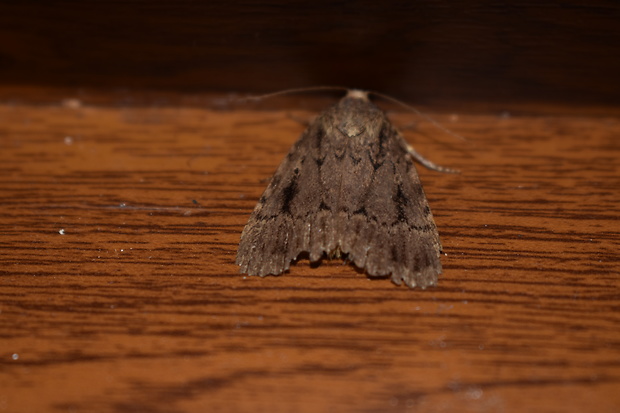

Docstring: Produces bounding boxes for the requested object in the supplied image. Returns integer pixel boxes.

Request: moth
[236,89,451,288]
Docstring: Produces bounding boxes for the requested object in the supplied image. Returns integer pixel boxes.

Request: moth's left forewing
[386,122,443,287]
[343,108,443,288]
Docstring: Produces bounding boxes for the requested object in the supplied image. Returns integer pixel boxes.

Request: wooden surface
[0,91,619,413]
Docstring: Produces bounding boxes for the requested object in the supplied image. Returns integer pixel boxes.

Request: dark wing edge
[236,122,331,277]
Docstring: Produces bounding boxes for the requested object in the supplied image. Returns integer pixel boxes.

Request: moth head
[345,89,370,100]
[335,91,384,139]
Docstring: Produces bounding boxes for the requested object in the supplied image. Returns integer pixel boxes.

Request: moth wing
[334,126,443,288]
[236,119,335,276]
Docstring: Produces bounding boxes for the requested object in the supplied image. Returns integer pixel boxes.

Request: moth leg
[405,143,460,174]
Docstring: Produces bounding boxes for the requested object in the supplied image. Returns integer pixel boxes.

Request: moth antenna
[369,91,467,142]
[238,86,350,103]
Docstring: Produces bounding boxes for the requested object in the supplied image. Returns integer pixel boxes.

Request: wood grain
[0,93,619,413]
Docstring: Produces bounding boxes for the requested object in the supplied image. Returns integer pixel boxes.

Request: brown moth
[236,89,449,288]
